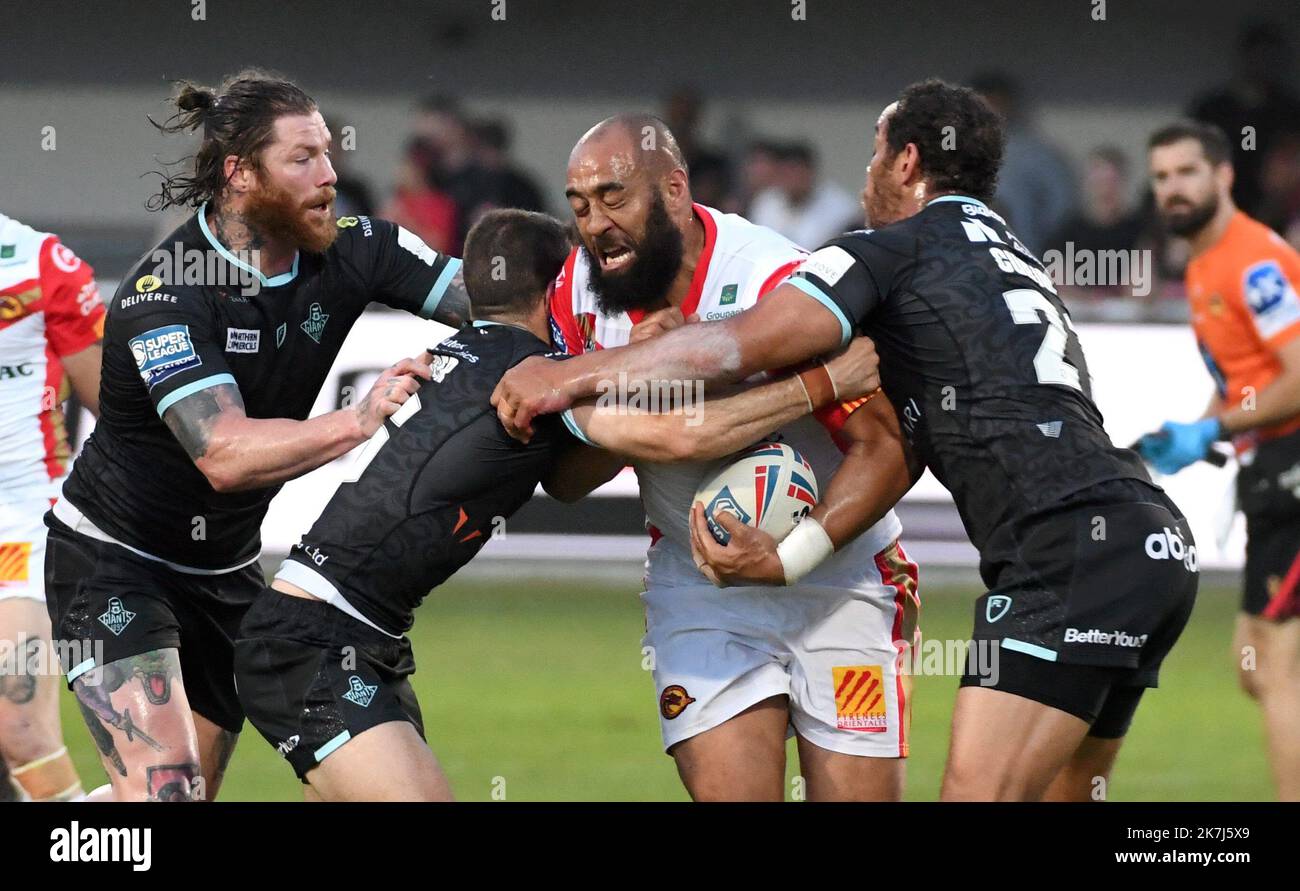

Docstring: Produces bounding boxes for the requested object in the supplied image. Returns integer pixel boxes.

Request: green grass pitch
[59,576,1273,801]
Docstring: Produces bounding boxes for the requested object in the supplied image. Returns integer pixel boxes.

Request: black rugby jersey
[789,196,1153,584]
[277,322,573,635]
[62,208,461,570]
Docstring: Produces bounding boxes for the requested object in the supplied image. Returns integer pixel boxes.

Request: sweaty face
[245,111,339,253]
[566,135,685,314]
[1149,139,1221,238]
[863,105,908,228]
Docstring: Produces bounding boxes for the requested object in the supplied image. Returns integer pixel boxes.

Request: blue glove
[1136,418,1223,475]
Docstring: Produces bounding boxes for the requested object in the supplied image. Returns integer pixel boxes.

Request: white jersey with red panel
[552,204,916,757]
[552,203,903,592]
[0,213,103,601]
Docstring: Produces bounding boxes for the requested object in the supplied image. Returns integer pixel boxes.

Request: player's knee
[1237,660,1264,700]
[0,705,59,764]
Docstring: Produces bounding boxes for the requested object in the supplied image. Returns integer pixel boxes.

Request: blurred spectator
[663,86,734,207]
[970,71,1076,257]
[738,140,783,216]
[324,116,376,217]
[1047,146,1144,255]
[1190,21,1300,223]
[1256,133,1300,250]
[412,95,496,252]
[466,118,549,221]
[378,137,458,254]
[749,143,860,249]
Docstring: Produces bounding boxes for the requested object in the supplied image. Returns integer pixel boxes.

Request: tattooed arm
[164,357,430,493]
[428,263,472,328]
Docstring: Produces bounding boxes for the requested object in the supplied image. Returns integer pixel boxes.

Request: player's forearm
[1218,370,1300,434]
[558,320,751,404]
[809,438,915,549]
[578,376,810,462]
[197,410,365,492]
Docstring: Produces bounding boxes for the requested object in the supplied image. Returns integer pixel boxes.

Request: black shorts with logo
[233,587,424,781]
[1238,427,1300,620]
[43,513,261,733]
[961,479,1199,737]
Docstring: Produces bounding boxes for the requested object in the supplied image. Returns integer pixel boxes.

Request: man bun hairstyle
[147,68,317,211]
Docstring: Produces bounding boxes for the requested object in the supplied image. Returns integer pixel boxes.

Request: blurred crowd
[335,19,1300,305]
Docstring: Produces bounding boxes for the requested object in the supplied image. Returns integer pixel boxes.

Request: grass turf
[59,577,1273,801]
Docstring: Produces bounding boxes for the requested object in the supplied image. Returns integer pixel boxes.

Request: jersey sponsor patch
[429,354,459,382]
[0,542,32,583]
[224,327,261,353]
[832,664,887,732]
[128,324,202,387]
[798,245,857,286]
[397,226,440,267]
[1243,259,1300,339]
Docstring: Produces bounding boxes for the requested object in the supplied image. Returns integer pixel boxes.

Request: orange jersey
[1186,211,1300,445]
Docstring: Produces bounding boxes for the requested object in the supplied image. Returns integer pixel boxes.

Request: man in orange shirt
[1141,121,1300,800]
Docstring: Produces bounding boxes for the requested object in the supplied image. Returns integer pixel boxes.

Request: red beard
[243,180,338,253]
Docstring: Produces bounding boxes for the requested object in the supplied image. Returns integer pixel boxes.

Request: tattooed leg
[0,599,82,799]
[72,648,201,802]
[194,714,239,801]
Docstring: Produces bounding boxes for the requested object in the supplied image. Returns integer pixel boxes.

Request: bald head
[571,113,688,181]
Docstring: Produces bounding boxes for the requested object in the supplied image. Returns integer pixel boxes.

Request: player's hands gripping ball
[689,501,785,587]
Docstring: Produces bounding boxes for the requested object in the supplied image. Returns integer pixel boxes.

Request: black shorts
[962,480,1199,736]
[1238,428,1300,620]
[233,587,424,781]
[43,513,261,733]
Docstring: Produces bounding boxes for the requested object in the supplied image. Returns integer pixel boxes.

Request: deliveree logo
[832,665,888,732]
[659,684,695,720]
[98,597,136,636]
[128,324,202,387]
[276,734,300,755]
[300,302,330,344]
[342,675,377,708]
[986,594,1012,623]
[1144,527,1198,572]
[224,328,260,353]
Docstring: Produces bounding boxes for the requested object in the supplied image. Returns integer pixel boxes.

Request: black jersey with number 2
[276,322,573,636]
[789,196,1153,585]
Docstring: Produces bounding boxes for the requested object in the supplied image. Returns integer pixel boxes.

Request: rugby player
[1140,121,1300,800]
[0,212,102,801]
[494,81,1200,801]
[44,70,472,802]
[540,116,917,802]
[233,208,883,800]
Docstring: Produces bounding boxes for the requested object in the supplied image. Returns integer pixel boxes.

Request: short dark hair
[1147,120,1232,167]
[147,69,317,211]
[463,210,570,320]
[886,79,1004,202]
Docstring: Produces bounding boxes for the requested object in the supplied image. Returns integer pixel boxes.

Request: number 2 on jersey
[1001,289,1082,391]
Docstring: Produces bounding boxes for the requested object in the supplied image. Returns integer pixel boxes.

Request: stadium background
[2,0,1296,799]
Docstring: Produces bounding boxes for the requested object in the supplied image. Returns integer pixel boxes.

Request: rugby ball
[694,442,819,545]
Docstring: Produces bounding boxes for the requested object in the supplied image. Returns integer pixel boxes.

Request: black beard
[1161,193,1219,238]
[584,192,684,316]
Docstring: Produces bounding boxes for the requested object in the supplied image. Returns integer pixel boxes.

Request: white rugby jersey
[0,213,104,502]
[552,203,902,589]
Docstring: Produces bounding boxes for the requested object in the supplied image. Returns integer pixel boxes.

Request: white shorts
[0,497,51,603]
[642,539,920,758]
